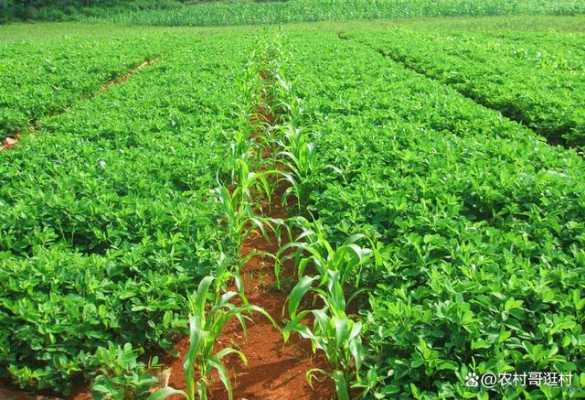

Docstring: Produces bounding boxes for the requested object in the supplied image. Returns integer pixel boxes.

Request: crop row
[0,32,257,394]
[0,33,163,141]
[347,28,585,152]
[103,0,585,27]
[280,30,585,399]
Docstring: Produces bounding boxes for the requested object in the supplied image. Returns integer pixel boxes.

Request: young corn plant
[284,269,366,400]
[253,36,302,147]
[276,219,377,399]
[216,156,283,294]
[254,39,328,226]
[148,275,276,400]
[276,126,318,212]
[275,217,376,289]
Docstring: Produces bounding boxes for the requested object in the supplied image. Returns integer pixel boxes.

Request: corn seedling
[275,217,376,289]
[148,275,276,400]
[216,156,283,286]
[276,125,318,210]
[283,269,366,400]
[276,218,375,399]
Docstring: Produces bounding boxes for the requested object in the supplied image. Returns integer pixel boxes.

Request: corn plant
[275,217,376,289]
[276,125,318,211]
[104,1,585,28]
[148,275,276,400]
[275,218,376,399]
[216,156,283,296]
[284,269,366,400]
[218,158,271,242]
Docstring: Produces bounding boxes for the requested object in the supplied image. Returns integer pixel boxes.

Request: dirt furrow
[165,57,332,399]
[0,57,158,153]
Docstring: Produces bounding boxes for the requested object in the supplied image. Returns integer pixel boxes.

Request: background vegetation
[2,0,585,25]
[0,0,182,23]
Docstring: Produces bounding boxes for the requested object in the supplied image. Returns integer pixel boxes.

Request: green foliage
[0,34,161,141]
[103,0,585,27]
[0,32,256,394]
[350,28,585,152]
[148,273,276,400]
[5,0,585,25]
[0,0,184,22]
[2,16,585,400]
[282,30,585,398]
[91,343,159,400]
[282,233,369,400]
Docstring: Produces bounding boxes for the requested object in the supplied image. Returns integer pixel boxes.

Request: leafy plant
[277,126,319,211]
[284,269,366,400]
[91,343,159,400]
[98,0,585,27]
[352,28,585,151]
[279,30,585,399]
[276,217,375,289]
[148,275,276,400]
[0,32,258,394]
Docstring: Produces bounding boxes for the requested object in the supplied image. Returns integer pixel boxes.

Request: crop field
[349,29,585,149]
[100,0,585,27]
[1,12,584,400]
[0,35,163,141]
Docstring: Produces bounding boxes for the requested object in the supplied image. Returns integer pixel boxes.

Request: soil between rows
[165,193,333,400]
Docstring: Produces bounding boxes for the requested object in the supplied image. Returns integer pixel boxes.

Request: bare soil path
[166,192,332,400]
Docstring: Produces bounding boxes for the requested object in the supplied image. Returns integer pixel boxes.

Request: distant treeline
[1,0,582,25]
[0,0,186,22]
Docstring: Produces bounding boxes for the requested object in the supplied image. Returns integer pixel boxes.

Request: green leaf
[286,275,318,318]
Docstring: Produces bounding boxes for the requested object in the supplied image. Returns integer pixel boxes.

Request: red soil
[164,196,333,400]
[1,134,19,151]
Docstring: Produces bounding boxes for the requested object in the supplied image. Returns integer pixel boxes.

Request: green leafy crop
[350,28,585,152]
[0,31,257,394]
[280,30,585,399]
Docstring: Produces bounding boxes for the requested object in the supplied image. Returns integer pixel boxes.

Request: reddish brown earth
[1,134,19,151]
[164,193,333,400]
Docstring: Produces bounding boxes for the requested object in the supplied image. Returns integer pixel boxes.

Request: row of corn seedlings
[153,32,377,400]
[148,39,282,400]
[260,34,380,400]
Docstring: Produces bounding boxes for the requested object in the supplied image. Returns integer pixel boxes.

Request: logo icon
[465,372,480,387]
